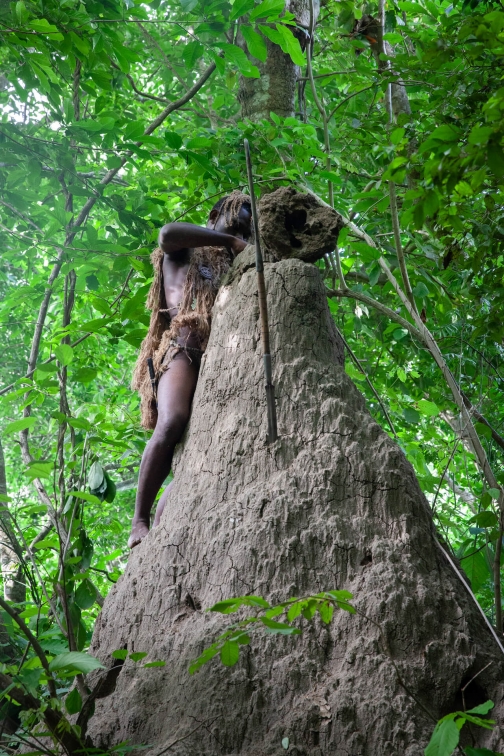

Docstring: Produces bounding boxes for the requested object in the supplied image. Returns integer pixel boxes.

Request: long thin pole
[244,138,278,444]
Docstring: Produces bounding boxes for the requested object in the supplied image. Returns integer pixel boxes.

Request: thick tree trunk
[88,192,503,756]
[238,0,319,120]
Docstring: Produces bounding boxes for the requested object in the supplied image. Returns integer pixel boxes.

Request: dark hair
[210,192,251,225]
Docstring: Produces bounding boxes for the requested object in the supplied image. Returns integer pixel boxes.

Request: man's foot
[128,520,150,549]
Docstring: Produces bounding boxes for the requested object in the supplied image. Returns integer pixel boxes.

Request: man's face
[208,205,252,240]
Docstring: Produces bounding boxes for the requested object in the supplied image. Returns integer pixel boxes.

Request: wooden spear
[244,138,278,444]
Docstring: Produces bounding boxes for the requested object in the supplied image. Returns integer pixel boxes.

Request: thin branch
[340,333,398,438]
[327,84,376,121]
[388,181,418,314]
[327,286,423,342]
[0,596,57,698]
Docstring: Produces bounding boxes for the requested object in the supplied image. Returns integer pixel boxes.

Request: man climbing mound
[129,191,252,548]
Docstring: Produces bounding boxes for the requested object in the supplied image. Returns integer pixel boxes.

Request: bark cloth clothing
[131,244,233,430]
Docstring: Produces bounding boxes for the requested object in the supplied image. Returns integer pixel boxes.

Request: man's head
[208,190,252,240]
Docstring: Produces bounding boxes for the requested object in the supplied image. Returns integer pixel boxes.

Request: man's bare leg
[128,354,199,548]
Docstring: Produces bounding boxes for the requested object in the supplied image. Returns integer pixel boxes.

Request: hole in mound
[360,550,372,566]
[285,208,307,233]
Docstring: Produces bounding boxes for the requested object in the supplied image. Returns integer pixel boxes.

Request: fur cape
[131,245,233,430]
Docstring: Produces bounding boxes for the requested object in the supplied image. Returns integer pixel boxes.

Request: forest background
[0,0,504,752]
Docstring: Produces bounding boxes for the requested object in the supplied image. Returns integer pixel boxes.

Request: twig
[326,286,423,342]
[0,596,57,698]
[340,334,398,438]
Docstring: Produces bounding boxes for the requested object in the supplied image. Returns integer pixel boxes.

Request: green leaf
[69,491,101,505]
[464,749,503,756]
[488,143,504,179]
[4,417,36,434]
[241,26,267,62]
[28,18,64,41]
[391,127,405,145]
[49,652,105,674]
[183,40,204,69]
[143,661,166,668]
[112,649,128,660]
[220,640,240,666]
[275,24,305,65]
[65,687,82,715]
[88,461,105,492]
[249,0,285,20]
[129,652,148,662]
[75,578,98,610]
[425,717,460,756]
[403,407,421,424]
[74,367,98,384]
[417,399,440,417]
[165,131,183,149]
[180,0,198,10]
[469,511,498,529]
[54,344,73,366]
[318,601,334,624]
[466,700,494,716]
[260,617,301,634]
[26,461,53,480]
[488,488,501,500]
[86,274,100,291]
[461,549,490,593]
[221,44,260,78]
[15,1,29,25]
[230,0,255,20]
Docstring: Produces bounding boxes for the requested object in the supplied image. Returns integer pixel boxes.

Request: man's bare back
[128,196,251,548]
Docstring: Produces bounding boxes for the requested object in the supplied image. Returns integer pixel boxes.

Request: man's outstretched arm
[158,223,247,258]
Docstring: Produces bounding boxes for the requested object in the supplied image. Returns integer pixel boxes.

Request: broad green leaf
[461,549,490,593]
[488,488,501,500]
[143,661,166,668]
[54,344,73,366]
[241,26,267,62]
[424,718,460,756]
[260,618,301,634]
[112,649,128,660]
[74,367,98,383]
[4,417,36,434]
[466,701,494,716]
[220,640,240,666]
[221,44,260,78]
[469,511,498,529]
[69,491,101,505]
[75,578,98,610]
[29,18,64,41]
[165,132,182,150]
[417,399,440,417]
[129,652,148,662]
[26,461,53,480]
[15,1,29,24]
[49,652,105,674]
[230,0,255,20]
[65,687,82,715]
[250,0,285,21]
[275,24,305,65]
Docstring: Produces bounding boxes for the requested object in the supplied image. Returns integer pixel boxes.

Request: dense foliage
[0,0,504,753]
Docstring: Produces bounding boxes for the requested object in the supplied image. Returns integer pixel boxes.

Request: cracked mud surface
[88,257,504,756]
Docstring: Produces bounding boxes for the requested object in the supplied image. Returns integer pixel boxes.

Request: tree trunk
[238,0,319,120]
[87,191,504,756]
[0,438,25,604]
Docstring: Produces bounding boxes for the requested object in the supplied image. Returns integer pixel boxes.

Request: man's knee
[153,411,188,446]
